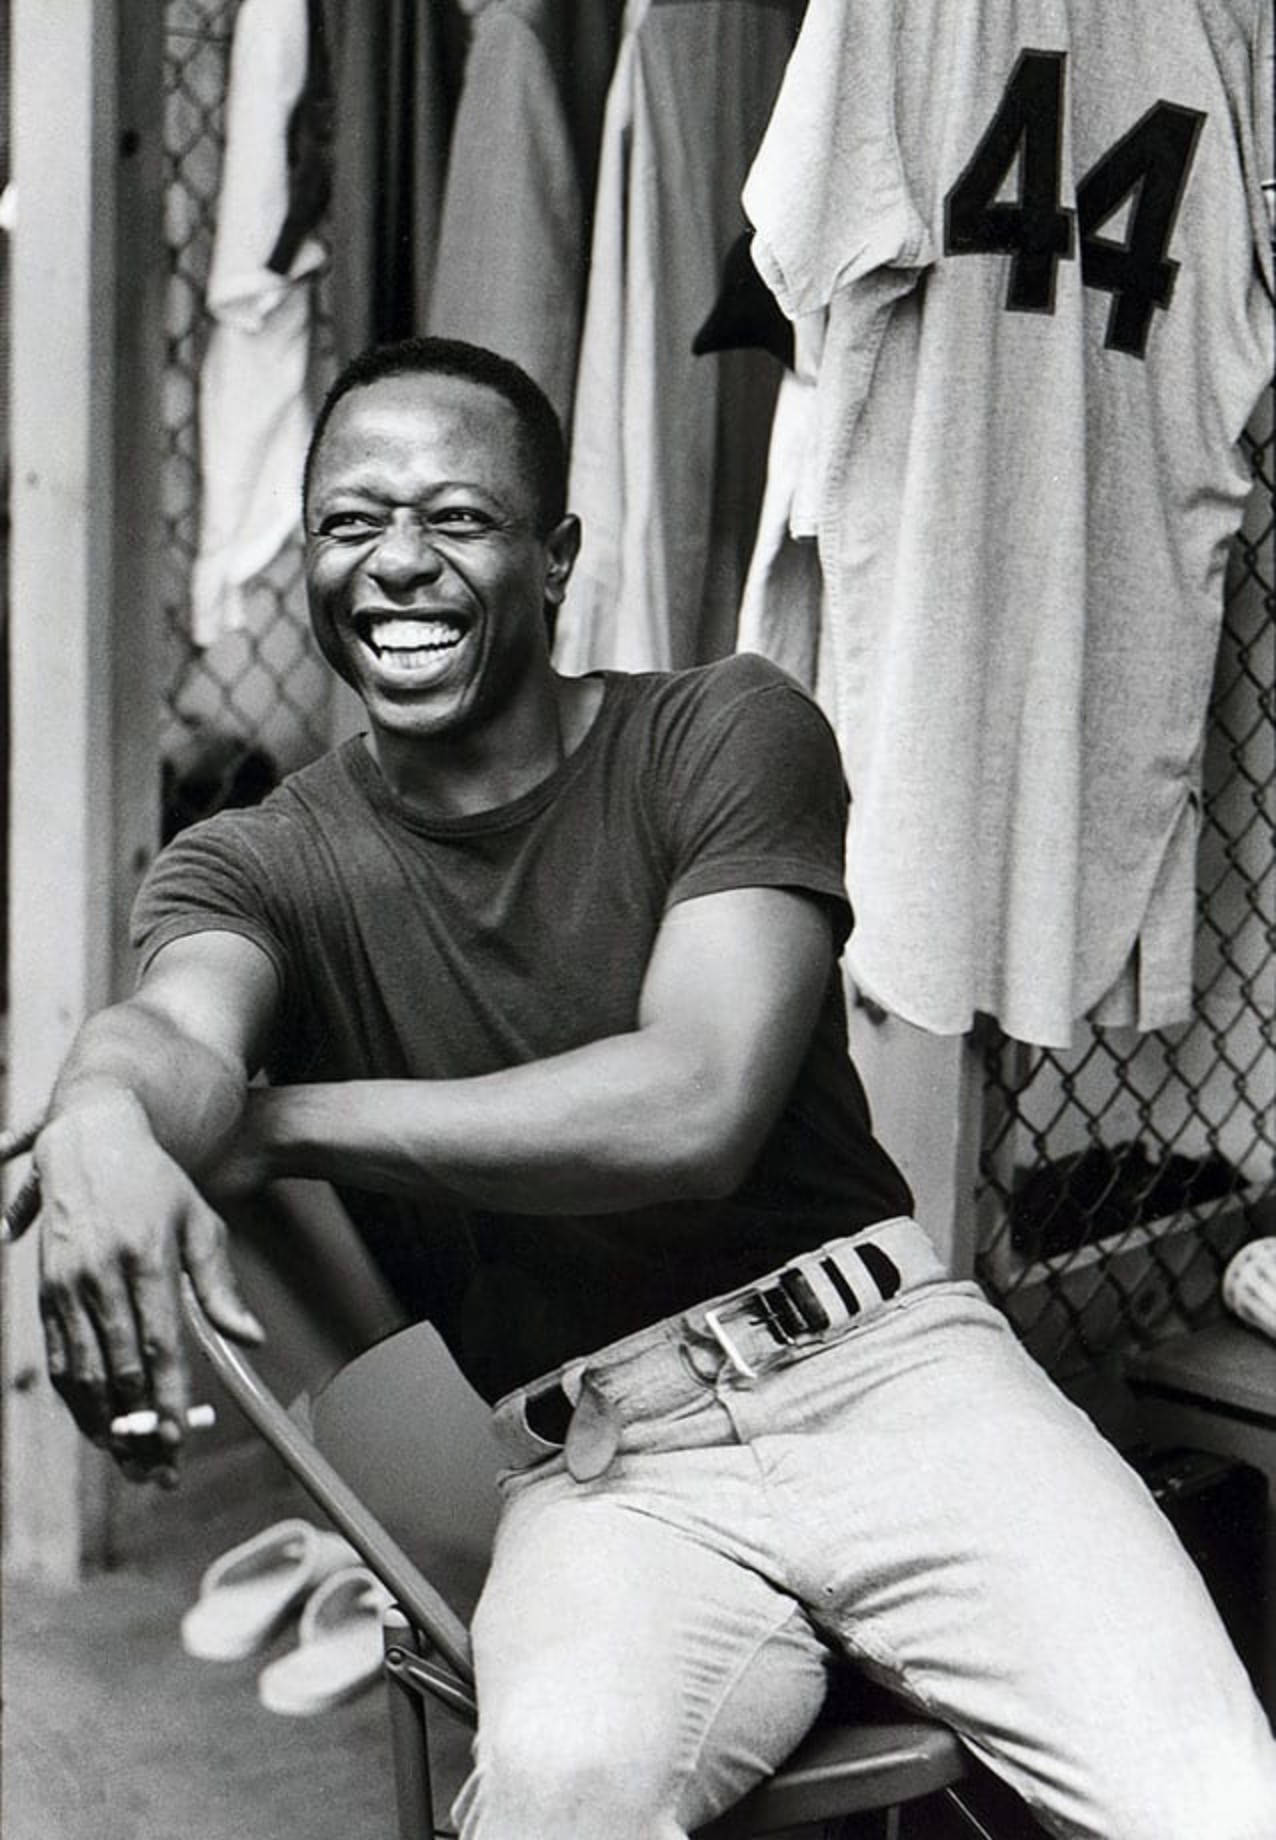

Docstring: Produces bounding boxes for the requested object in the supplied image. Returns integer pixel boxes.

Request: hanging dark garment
[322,0,467,358]
[557,0,626,248]
[692,229,795,369]
[267,0,335,277]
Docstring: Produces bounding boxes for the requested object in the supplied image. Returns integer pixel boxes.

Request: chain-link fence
[161,0,333,842]
[977,413,1276,1389]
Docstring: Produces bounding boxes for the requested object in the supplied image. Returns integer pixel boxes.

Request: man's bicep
[638,885,835,1153]
[134,930,284,1076]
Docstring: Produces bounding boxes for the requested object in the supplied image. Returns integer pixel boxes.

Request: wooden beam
[847,1000,986,1277]
[3,0,164,1585]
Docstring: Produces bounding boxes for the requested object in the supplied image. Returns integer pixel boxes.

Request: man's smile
[353,609,473,678]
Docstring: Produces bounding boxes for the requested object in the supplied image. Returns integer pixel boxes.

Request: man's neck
[366,673,604,820]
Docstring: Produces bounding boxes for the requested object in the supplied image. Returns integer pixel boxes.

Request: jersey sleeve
[657,660,853,949]
[130,810,292,999]
[742,0,933,317]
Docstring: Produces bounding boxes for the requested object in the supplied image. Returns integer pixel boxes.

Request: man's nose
[366,513,444,588]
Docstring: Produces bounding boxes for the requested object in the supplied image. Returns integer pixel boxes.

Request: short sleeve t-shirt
[133,655,913,1400]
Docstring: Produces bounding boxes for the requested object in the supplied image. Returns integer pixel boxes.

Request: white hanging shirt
[744,0,1275,1046]
[191,0,325,648]
[555,0,801,675]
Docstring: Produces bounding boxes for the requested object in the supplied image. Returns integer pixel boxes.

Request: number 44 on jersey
[944,49,1206,359]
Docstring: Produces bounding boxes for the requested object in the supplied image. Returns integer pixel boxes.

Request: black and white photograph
[1,3,1274,1836]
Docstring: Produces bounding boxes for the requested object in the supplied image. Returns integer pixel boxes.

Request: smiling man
[302,350,591,801]
[33,339,1276,1840]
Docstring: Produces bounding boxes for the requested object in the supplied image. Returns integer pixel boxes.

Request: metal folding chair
[181,1280,987,1839]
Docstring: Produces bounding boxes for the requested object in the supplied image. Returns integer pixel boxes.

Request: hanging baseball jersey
[744,0,1275,1046]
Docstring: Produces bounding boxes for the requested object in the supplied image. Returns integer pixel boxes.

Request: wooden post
[848,1004,987,1277]
[3,0,164,1584]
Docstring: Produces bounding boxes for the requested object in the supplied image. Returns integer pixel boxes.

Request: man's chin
[363,686,477,746]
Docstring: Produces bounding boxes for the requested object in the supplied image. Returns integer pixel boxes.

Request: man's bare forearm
[229,889,836,1218]
[44,997,248,1174]
[239,1027,747,1216]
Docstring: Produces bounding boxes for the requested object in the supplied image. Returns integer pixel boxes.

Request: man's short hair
[303,336,568,535]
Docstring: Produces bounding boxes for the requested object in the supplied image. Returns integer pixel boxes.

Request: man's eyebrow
[312,476,508,504]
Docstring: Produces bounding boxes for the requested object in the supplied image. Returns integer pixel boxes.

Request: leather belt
[493,1218,943,1482]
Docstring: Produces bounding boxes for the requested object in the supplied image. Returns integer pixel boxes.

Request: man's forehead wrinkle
[322,393,521,458]
[313,459,506,504]
[335,372,520,439]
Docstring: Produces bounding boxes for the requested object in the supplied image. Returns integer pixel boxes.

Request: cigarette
[109,1403,217,1437]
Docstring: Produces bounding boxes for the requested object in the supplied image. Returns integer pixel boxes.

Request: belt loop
[820,1256,862,1320]
[856,1242,902,1300]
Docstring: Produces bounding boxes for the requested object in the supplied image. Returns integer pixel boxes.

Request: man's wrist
[36,1088,152,1165]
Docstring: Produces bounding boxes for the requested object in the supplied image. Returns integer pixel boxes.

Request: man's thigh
[746,1285,1276,1840]
[464,1464,830,1836]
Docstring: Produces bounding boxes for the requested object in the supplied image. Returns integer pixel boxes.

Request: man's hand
[35,1091,264,1484]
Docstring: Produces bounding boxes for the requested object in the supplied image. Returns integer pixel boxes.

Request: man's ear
[543,514,582,605]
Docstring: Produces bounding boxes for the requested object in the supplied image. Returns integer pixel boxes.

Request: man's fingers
[126,1264,191,1446]
[86,1278,155,1421]
[41,1295,111,1441]
[180,1204,266,1345]
[114,1444,179,1489]
[42,1250,193,1478]
[40,1298,70,1383]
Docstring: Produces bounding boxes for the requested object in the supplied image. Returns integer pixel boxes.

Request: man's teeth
[367,618,464,653]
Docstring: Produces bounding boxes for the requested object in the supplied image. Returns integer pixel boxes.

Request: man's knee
[1092,1765,1276,1840]
[1052,1710,1276,1840]
[457,1706,682,1840]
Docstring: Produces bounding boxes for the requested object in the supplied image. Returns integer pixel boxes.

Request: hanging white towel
[191,0,326,648]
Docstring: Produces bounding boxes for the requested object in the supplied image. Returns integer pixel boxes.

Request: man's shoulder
[614,653,812,726]
[158,742,363,861]
[598,656,839,811]
[242,740,370,821]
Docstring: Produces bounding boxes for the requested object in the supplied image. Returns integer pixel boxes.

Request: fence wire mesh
[161,0,333,842]
[159,2,1274,1387]
[977,412,1276,1386]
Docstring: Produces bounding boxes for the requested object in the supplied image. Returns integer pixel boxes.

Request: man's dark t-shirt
[133,655,913,1401]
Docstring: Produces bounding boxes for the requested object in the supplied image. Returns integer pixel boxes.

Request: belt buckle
[703,1303,762,1380]
[705,1266,836,1381]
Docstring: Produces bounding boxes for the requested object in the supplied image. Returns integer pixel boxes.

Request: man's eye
[432,507,493,532]
[317,511,380,538]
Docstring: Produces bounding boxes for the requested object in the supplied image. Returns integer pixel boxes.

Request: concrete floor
[2,1437,472,1840]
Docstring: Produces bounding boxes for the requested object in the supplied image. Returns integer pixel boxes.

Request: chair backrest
[181,1280,486,1683]
[310,1320,503,1622]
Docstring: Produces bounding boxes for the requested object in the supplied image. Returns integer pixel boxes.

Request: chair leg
[827,1787,1016,1840]
[383,1607,437,1840]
